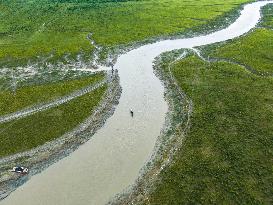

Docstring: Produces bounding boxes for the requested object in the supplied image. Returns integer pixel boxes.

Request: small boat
[11,166,28,174]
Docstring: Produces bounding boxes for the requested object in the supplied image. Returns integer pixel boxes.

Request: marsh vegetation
[0,84,107,157]
[0,72,105,115]
[0,0,252,65]
[0,1,272,204]
[0,0,255,160]
[147,5,273,204]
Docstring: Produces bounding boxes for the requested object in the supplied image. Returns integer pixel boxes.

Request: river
[1,1,272,204]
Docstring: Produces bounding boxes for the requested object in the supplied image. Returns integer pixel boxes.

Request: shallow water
[1,1,272,204]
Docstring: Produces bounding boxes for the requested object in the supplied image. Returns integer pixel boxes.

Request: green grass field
[147,6,273,203]
[0,0,252,65]
[261,4,273,29]
[205,29,273,75]
[0,85,106,157]
[202,3,273,75]
[0,70,107,158]
[0,72,105,115]
[149,54,273,204]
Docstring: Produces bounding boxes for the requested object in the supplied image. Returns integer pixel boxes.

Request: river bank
[108,49,194,204]
[0,71,121,200]
[1,1,272,204]
[108,1,273,204]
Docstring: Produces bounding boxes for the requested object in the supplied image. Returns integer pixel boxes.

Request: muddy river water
[1,1,272,204]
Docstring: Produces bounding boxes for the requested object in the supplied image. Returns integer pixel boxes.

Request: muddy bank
[0,70,121,201]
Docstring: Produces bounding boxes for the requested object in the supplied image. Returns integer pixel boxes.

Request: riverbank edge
[108,2,272,201]
[0,70,122,201]
[0,4,244,199]
[0,0,264,202]
[1,0,252,71]
[108,49,196,204]
[100,0,254,66]
[106,2,264,204]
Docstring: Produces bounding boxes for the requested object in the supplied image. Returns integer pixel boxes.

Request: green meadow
[148,5,273,204]
[205,29,273,75]
[0,85,106,157]
[0,72,105,115]
[260,3,273,29]
[149,56,273,204]
[202,3,273,75]
[0,70,107,158]
[0,0,252,65]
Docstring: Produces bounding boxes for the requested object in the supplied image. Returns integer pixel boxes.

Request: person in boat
[11,166,28,174]
[130,109,134,117]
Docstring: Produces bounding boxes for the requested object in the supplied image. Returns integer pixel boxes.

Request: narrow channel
[1,1,272,204]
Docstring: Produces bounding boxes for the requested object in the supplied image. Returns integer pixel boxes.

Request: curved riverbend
[1,1,272,204]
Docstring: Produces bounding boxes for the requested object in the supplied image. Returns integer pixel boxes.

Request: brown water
[1,1,272,204]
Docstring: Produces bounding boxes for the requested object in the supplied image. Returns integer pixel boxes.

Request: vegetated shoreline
[0,1,258,202]
[101,0,254,66]
[108,33,269,203]
[0,70,122,201]
[193,46,273,77]
[0,0,251,87]
[115,2,272,202]
[0,0,251,71]
[0,79,107,124]
[108,2,271,203]
[110,18,273,205]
